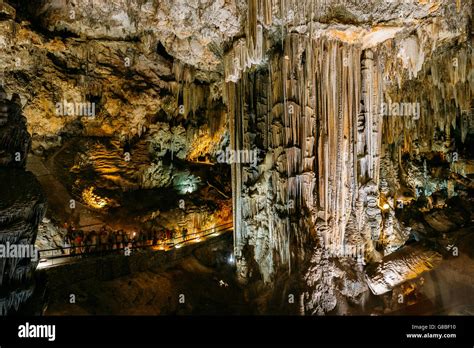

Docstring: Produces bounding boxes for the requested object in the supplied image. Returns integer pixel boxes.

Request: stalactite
[229,27,364,282]
[378,38,472,155]
[225,0,472,312]
[170,61,214,120]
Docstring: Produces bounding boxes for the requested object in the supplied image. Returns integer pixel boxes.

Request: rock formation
[0,0,472,315]
[365,244,442,296]
[0,86,46,315]
[221,0,472,314]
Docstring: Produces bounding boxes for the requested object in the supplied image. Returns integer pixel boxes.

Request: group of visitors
[62,223,189,255]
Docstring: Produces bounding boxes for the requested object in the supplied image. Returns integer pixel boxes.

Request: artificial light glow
[82,186,110,209]
[228,254,235,264]
[173,173,201,194]
[182,185,194,194]
[187,129,225,162]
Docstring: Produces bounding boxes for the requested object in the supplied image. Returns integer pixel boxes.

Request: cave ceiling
[0,0,469,139]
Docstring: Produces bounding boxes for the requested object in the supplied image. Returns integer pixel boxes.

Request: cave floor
[43,253,253,315]
[390,232,474,315]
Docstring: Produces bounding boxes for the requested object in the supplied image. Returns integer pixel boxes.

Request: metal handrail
[38,221,233,260]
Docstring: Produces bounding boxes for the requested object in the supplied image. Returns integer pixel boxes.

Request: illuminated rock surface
[365,245,442,296]
[0,0,472,315]
[221,0,472,313]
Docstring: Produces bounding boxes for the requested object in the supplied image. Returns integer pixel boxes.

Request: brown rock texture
[0,0,472,315]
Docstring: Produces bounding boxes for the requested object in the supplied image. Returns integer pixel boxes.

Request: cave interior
[0,0,473,316]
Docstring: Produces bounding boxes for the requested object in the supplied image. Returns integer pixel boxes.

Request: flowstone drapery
[224,0,472,314]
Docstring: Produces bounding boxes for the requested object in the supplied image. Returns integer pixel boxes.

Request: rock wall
[0,87,46,315]
[1,1,229,153]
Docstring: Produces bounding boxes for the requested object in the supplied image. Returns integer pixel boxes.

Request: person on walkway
[100,229,108,251]
[123,230,129,246]
[117,230,124,249]
[63,233,71,256]
[84,233,92,254]
[70,232,76,255]
[99,225,107,251]
[174,228,179,244]
[110,231,117,250]
[181,227,187,242]
[75,232,83,254]
[66,222,74,236]
[90,230,98,253]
